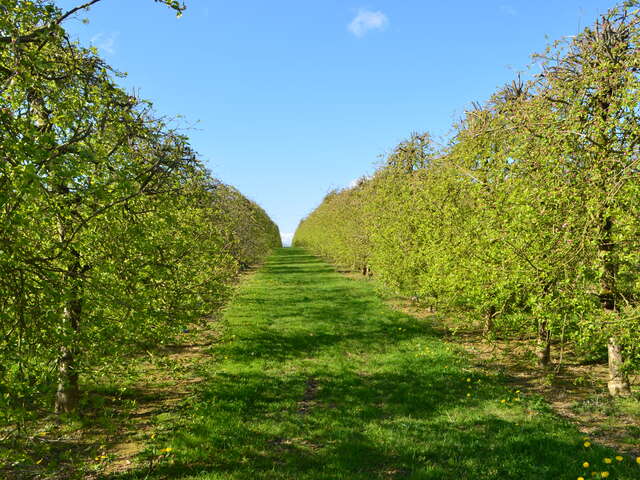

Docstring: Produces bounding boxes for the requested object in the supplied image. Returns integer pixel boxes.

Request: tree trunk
[607,337,631,396]
[536,319,551,369]
[55,249,83,414]
[599,215,631,396]
[483,305,496,337]
[599,215,617,311]
[55,344,79,413]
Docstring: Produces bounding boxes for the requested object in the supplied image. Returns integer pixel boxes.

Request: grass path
[112,248,639,479]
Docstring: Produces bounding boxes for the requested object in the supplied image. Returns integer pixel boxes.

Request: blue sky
[58,0,614,245]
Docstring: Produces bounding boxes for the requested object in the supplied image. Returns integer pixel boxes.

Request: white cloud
[281,232,294,247]
[90,32,119,55]
[348,9,389,38]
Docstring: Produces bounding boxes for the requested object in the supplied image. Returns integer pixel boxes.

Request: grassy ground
[384,295,640,456]
[102,248,639,480]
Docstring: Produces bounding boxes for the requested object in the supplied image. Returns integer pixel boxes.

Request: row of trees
[294,2,640,396]
[0,0,281,419]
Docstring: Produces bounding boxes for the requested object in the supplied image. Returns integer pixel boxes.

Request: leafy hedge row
[0,0,281,420]
[295,2,640,396]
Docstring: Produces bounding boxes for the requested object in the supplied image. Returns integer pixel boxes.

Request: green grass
[109,248,640,480]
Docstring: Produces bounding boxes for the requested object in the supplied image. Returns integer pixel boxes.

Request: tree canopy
[294,1,640,397]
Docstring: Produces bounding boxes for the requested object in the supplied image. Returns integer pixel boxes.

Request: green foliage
[294,2,640,382]
[0,0,280,422]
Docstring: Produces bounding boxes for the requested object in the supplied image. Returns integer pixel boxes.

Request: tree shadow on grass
[105,364,621,479]
[103,249,639,480]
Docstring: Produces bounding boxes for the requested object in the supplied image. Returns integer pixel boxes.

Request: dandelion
[637,457,640,464]
[615,456,623,461]
[501,399,506,403]
[583,462,590,468]
[466,393,471,397]
[467,378,471,382]
[584,441,591,447]
[161,447,173,453]
[577,477,584,480]
[36,459,43,465]
[601,472,609,478]
[603,458,612,464]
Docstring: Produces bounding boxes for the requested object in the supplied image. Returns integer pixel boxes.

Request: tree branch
[0,0,103,45]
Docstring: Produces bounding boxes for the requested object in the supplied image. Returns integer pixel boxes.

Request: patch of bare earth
[94,327,219,477]
[297,377,319,415]
[0,322,220,480]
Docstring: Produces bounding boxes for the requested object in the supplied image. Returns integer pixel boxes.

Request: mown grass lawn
[110,248,640,479]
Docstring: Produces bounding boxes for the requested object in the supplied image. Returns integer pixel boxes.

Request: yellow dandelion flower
[467,378,471,382]
[615,456,623,461]
[603,458,612,464]
[636,456,640,464]
[515,390,520,394]
[583,462,590,468]
[577,477,585,480]
[466,393,471,397]
[584,441,591,447]
[36,459,43,465]
[501,399,506,403]
[601,472,609,478]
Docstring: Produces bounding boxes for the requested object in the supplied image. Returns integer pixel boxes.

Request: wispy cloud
[90,32,119,55]
[281,232,294,247]
[500,4,517,16]
[348,9,389,38]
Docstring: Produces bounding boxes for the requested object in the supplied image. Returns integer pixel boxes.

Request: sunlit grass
[112,248,640,479]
